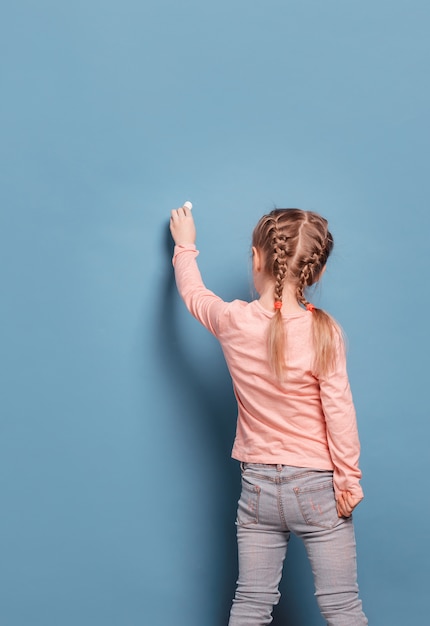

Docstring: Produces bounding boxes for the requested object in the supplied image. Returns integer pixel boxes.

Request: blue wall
[1,1,429,624]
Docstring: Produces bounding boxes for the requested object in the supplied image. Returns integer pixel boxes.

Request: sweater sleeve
[318,333,364,500]
[172,244,228,336]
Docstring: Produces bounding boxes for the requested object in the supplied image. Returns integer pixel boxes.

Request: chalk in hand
[183,201,193,210]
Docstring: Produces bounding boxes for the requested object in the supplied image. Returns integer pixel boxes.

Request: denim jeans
[228,463,367,626]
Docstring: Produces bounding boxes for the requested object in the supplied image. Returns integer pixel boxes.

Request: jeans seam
[277,482,288,530]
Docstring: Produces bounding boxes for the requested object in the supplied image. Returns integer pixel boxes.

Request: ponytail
[267,307,286,381]
[298,286,342,377]
[310,307,343,376]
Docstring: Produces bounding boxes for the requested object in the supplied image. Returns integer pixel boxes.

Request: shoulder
[220,298,257,318]
[216,298,264,331]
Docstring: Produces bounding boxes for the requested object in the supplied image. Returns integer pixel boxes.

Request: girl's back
[170,205,367,626]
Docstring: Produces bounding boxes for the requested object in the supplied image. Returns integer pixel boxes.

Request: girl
[170,206,367,626]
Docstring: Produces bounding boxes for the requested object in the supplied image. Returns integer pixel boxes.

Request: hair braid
[273,231,288,304]
[296,251,321,308]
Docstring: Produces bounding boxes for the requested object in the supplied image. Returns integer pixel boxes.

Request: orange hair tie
[306,303,316,312]
[274,301,282,310]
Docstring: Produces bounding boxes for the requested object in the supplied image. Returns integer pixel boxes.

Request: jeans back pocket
[236,475,261,526]
[294,479,338,529]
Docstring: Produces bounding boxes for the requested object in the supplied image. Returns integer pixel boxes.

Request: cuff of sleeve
[172,244,198,265]
[334,484,364,500]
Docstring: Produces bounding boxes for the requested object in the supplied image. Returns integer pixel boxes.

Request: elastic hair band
[274,301,282,310]
[306,303,316,312]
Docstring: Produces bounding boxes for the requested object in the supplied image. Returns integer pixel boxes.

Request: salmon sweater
[173,244,363,499]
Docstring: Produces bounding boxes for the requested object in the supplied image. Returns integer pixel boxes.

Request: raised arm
[170,205,228,337]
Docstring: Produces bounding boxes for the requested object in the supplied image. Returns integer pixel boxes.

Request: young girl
[170,206,367,626]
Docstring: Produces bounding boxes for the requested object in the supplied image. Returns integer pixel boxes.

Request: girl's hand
[170,206,196,246]
[336,491,363,518]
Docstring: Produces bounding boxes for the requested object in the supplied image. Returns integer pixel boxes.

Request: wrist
[174,241,196,248]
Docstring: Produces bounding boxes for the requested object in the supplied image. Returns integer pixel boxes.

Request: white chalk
[183,201,193,210]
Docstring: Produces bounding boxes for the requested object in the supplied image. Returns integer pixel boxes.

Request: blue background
[1,1,429,624]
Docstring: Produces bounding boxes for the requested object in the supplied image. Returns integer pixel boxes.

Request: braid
[296,246,327,309]
[296,281,308,309]
[272,231,288,304]
[266,221,290,380]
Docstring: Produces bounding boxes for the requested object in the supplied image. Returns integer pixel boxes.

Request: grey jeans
[228,463,368,626]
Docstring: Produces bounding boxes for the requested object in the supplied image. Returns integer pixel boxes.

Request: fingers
[170,205,192,220]
[347,492,362,509]
[170,208,182,221]
[336,491,363,518]
[336,494,349,518]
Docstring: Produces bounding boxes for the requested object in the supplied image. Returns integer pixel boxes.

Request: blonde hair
[252,208,341,380]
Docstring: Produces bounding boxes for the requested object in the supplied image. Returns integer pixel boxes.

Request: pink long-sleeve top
[173,244,363,499]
